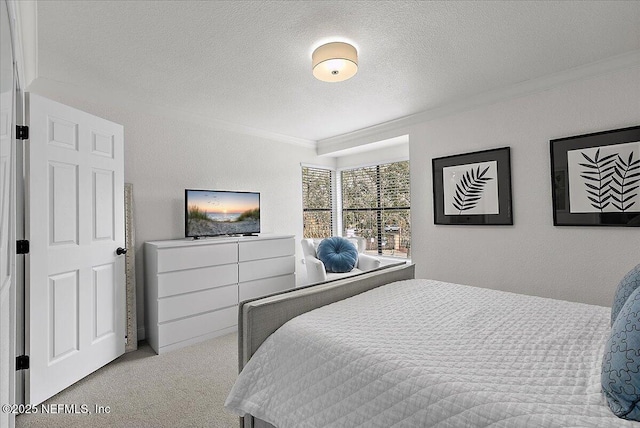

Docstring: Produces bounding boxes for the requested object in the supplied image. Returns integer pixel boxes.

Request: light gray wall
[28,63,639,341]
[27,80,335,338]
[409,67,640,307]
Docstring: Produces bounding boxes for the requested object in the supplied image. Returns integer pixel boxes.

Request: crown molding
[27,77,318,149]
[317,50,640,156]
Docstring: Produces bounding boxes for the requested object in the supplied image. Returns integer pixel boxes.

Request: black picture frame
[432,147,513,225]
[550,125,640,227]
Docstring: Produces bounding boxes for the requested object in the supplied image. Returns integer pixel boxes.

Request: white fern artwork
[443,161,499,215]
[567,141,640,213]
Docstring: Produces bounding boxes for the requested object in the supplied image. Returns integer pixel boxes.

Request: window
[302,166,333,238]
[341,161,410,259]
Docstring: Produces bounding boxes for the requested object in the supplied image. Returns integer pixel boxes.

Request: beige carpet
[16,333,240,428]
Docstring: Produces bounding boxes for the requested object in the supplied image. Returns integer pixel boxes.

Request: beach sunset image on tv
[186,190,260,237]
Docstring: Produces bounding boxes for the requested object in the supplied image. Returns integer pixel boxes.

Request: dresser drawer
[239,255,295,283]
[157,264,238,298]
[156,242,238,273]
[239,238,294,262]
[239,274,294,302]
[158,284,238,323]
[157,306,237,347]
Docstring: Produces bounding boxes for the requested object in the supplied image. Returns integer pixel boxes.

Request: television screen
[185,189,260,238]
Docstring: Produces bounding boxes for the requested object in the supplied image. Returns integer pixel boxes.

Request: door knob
[116,247,127,256]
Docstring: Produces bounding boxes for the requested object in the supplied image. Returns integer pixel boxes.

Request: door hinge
[16,240,29,254]
[16,125,29,140]
[16,355,29,370]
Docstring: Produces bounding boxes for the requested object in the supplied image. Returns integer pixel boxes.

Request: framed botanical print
[550,126,640,226]
[432,147,513,225]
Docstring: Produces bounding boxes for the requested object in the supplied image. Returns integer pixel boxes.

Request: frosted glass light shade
[312,42,358,82]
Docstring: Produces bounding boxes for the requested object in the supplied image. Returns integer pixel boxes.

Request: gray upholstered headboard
[238,263,415,370]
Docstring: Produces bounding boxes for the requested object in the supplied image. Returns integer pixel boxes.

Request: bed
[225,263,638,427]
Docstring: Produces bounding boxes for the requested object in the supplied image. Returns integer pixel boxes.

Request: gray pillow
[611,263,640,325]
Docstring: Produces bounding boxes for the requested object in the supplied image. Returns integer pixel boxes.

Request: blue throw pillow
[602,285,640,421]
[611,263,640,326]
[317,237,358,273]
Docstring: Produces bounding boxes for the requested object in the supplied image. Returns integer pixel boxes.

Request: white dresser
[144,235,295,354]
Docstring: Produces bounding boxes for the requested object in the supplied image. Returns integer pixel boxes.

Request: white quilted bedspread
[225,279,637,427]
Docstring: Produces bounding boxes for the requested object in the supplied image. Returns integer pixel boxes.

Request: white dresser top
[146,234,294,249]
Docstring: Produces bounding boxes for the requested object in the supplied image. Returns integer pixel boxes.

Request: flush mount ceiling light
[312,42,358,82]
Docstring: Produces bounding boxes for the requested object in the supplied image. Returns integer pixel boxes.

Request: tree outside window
[341,161,410,259]
[302,166,333,238]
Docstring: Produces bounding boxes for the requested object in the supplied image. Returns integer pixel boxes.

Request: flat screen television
[185,189,260,238]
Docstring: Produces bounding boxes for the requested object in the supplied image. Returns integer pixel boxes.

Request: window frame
[339,158,411,259]
[301,164,336,238]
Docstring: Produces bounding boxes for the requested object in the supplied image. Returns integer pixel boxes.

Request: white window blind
[302,166,333,238]
[341,161,411,258]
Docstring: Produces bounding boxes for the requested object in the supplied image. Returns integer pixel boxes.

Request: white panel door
[26,93,125,405]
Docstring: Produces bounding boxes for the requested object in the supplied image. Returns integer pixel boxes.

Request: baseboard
[156,326,237,354]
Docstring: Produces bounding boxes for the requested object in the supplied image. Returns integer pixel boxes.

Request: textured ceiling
[36,1,640,143]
